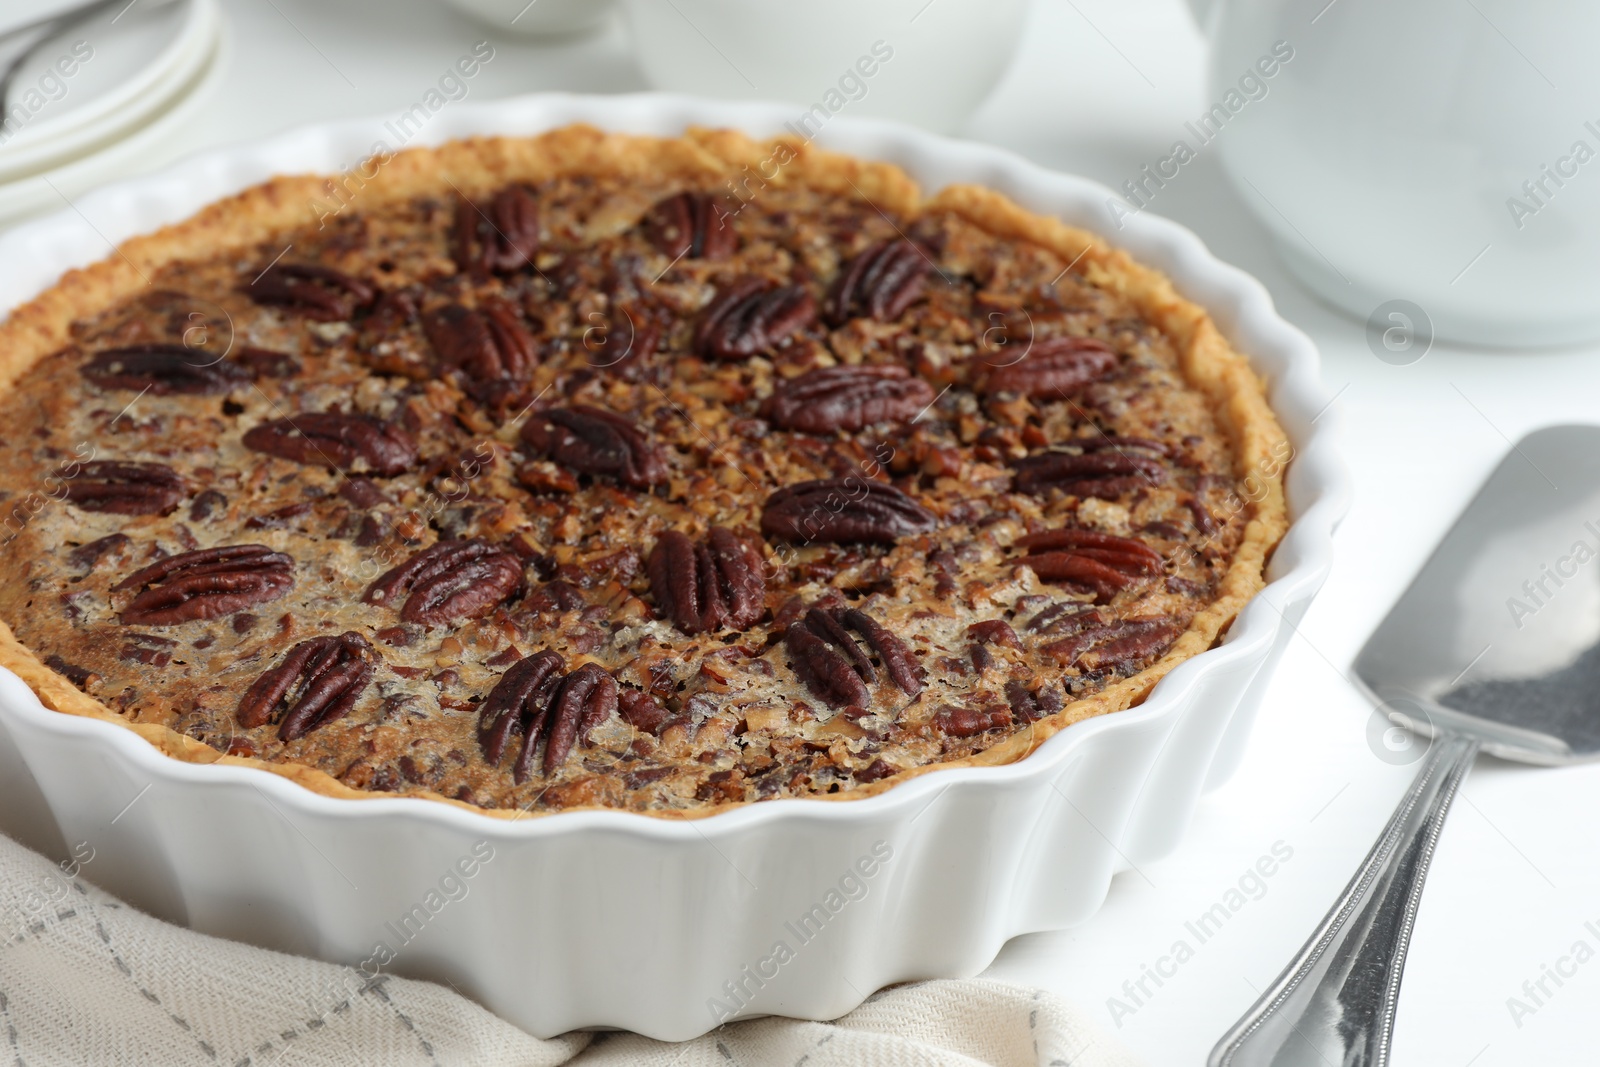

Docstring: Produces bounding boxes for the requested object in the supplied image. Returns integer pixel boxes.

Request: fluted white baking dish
[0,93,1346,1041]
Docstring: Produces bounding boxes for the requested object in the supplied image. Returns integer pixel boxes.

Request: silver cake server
[1212,424,1600,1066]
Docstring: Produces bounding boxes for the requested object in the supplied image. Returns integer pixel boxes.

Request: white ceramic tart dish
[0,93,1345,1040]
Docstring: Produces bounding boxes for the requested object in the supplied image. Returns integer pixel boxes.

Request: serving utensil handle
[1209,732,1479,1067]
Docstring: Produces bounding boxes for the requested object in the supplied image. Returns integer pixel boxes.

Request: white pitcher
[621,0,1029,135]
[1187,0,1600,347]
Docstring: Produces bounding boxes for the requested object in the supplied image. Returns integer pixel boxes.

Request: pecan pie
[0,126,1288,818]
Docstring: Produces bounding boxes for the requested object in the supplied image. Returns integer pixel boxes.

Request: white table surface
[26,0,1600,1063]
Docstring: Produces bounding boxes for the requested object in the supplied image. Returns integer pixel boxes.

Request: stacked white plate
[0,0,225,226]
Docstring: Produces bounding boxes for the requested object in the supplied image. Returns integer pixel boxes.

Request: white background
[15,0,1600,1063]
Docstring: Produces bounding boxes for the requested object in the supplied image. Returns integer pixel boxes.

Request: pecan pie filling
[0,130,1284,816]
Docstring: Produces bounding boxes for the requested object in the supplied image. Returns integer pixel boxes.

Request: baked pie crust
[0,126,1288,819]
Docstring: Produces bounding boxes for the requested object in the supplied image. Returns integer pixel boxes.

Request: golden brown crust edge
[0,124,1289,821]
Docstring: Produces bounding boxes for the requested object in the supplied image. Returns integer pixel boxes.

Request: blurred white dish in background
[1,0,188,143]
[1187,0,1600,348]
[0,0,224,230]
[0,0,213,182]
[619,0,1028,135]
[435,0,617,37]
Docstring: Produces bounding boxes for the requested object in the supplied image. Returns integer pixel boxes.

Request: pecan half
[1024,603,1103,636]
[245,263,375,321]
[694,276,816,361]
[540,663,619,776]
[760,365,935,433]
[647,527,766,635]
[644,191,737,261]
[784,616,868,708]
[520,405,667,488]
[479,649,564,767]
[1011,446,1166,499]
[1015,527,1164,602]
[1041,618,1183,683]
[365,539,523,626]
[422,301,537,383]
[761,477,937,544]
[1079,618,1182,674]
[237,632,377,741]
[1017,527,1165,565]
[839,606,925,696]
[1023,556,1136,602]
[82,345,254,394]
[934,702,1012,738]
[453,184,540,274]
[242,413,418,476]
[478,652,620,781]
[804,607,876,683]
[113,545,294,625]
[982,336,1119,398]
[60,461,186,515]
[783,604,924,708]
[826,239,931,325]
[1005,679,1063,724]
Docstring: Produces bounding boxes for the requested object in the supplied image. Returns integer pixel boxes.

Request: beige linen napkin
[0,833,1140,1066]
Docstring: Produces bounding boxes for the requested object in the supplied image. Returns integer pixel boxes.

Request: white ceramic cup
[619,0,1029,135]
[1189,0,1600,347]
